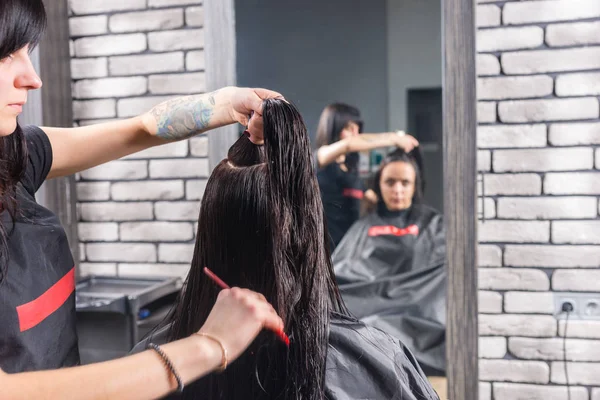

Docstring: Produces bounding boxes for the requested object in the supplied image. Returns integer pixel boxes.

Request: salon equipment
[75,276,181,364]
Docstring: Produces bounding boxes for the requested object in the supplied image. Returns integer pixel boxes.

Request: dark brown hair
[166,99,347,399]
[314,103,363,148]
[0,0,46,282]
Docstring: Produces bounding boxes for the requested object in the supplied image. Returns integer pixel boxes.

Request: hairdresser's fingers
[199,287,284,362]
[250,88,285,114]
[406,136,419,152]
[397,135,418,152]
[239,287,268,303]
[261,308,285,334]
[236,88,283,118]
[410,135,420,147]
[247,113,264,145]
[247,297,284,334]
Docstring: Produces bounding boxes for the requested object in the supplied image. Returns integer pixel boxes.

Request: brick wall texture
[68,0,206,279]
[477,0,600,398]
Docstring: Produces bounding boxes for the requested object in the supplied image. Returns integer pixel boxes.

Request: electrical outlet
[554,292,600,320]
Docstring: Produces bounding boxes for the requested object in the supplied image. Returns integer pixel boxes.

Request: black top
[0,126,79,373]
[317,161,364,250]
[133,313,439,400]
[333,204,446,375]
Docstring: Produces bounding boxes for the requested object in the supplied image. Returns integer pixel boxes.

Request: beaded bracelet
[147,342,185,393]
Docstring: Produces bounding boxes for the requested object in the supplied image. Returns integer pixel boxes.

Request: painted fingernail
[243,130,250,137]
[278,329,290,346]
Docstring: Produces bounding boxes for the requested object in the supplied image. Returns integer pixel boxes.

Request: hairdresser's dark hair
[167,99,347,399]
[0,0,46,283]
[315,103,363,148]
[373,148,426,207]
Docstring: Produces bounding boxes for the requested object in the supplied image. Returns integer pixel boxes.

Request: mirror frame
[206,0,480,398]
[443,0,478,398]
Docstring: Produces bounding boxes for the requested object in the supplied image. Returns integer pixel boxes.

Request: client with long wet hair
[137,99,438,400]
[333,148,446,392]
[168,98,342,399]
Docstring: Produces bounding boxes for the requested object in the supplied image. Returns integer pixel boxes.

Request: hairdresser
[0,0,285,398]
[315,103,419,250]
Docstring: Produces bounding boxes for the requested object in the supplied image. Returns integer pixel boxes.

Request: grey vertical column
[205,0,239,170]
[443,0,478,398]
[38,0,80,279]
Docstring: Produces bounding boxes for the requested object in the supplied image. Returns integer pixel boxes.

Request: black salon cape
[0,126,79,373]
[133,313,439,399]
[333,204,446,375]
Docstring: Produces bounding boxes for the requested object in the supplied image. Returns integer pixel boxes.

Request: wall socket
[554,292,600,320]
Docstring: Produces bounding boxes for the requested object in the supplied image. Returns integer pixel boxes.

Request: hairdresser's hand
[197,287,284,364]
[393,132,419,152]
[230,87,284,144]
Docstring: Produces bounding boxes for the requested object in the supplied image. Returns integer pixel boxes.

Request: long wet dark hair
[372,148,426,206]
[166,99,347,399]
[0,0,46,283]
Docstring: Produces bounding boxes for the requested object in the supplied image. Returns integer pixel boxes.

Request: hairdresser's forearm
[142,86,238,141]
[1,336,220,400]
[346,133,401,153]
[317,134,398,167]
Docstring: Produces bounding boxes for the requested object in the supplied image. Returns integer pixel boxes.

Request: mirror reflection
[236,0,446,396]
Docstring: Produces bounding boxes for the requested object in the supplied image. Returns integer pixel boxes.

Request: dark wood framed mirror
[206,0,478,398]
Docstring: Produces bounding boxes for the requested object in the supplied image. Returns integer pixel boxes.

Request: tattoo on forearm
[151,95,215,140]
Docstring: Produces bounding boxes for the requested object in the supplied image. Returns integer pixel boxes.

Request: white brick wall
[479,291,503,313]
[504,292,554,314]
[479,359,549,383]
[503,0,600,25]
[480,337,508,358]
[477,5,501,28]
[479,315,556,337]
[498,98,599,123]
[549,122,600,146]
[502,47,600,75]
[477,27,544,52]
[547,21,600,47]
[479,268,549,291]
[109,53,185,76]
[478,76,553,101]
[477,55,501,76]
[551,362,600,385]
[479,245,502,267]
[493,383,588,400]
[478,124,546,148]
[504,245,600,268]
[477,2,600,397]
[70,0,207,279]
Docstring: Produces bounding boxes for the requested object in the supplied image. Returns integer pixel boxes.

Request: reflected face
[0,45,43,136]
[339,120,360,140]
[379,160,416,211]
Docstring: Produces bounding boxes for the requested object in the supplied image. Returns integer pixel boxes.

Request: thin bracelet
[195,332,228,372]
[147,342,185,393]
